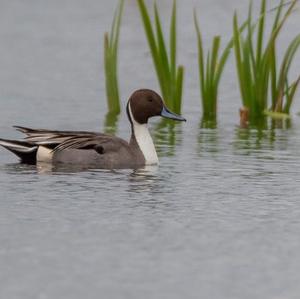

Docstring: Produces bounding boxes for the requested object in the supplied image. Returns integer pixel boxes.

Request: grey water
[0,0,300,298]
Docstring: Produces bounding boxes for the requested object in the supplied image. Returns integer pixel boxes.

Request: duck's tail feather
[0,138,38,164]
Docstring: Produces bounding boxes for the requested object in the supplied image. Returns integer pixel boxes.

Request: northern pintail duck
[0,89,186,169]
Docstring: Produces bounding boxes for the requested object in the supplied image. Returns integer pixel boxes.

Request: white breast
[37,146,53,162]
[133,123,159,165]
[128,105,159,165]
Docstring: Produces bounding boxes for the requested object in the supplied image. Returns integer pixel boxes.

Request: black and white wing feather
[14,126,128,154]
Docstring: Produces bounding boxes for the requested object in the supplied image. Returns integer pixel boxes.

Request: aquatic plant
[136,0,184,113]
[104,112,119,135]
[233,0,299,123]
[104,0,124,114]
[194,12,232,122]
[269,34,300,115]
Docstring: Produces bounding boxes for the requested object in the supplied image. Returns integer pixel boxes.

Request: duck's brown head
[126,89,186,124]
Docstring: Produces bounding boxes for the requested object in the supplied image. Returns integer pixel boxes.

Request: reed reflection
[197,119,219,156]
[234,127,275,155]
[235,115,292,151]
[270,118,292,130]
[152,119,183,157]
[200,116,217,129]
[239,111,292,130]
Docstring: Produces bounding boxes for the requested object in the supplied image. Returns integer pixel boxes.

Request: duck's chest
[133,124,159,165]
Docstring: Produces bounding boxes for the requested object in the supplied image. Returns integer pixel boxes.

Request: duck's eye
[147,97,153,103]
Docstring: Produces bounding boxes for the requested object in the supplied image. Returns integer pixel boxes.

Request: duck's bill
[161,106,186,122]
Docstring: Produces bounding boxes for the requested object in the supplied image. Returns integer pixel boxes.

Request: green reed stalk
[104,0,124,114]
[194,11,233,121]
[233,0,299,123]
[137,0,184,113]
[273,34,300,114]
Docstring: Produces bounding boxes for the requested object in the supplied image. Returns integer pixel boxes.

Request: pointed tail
[0,138,38,164]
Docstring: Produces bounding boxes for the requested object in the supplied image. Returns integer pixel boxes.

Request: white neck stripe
[128,103,159,165]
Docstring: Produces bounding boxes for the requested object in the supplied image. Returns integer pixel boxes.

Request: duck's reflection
[1,162,37,175]
[127,165,159,193]
[36,162,96,174]
[126,165,174,209]
[35,161,160,181]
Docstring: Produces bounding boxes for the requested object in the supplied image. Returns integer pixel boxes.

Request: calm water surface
[0,1,300,299]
